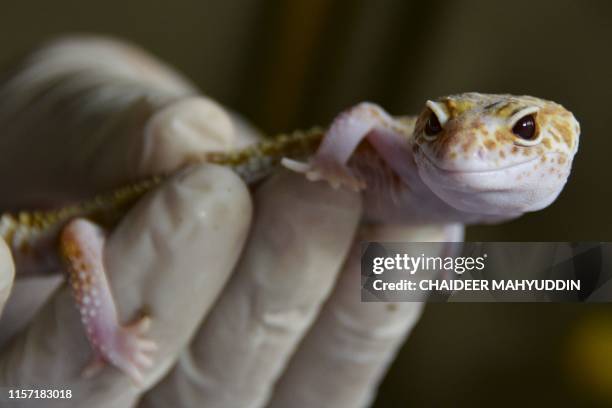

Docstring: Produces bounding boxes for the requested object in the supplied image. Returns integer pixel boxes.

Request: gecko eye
[424,112,442,137]
[512,114,537,141]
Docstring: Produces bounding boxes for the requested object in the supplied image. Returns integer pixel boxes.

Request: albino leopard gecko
[0,93,580,383]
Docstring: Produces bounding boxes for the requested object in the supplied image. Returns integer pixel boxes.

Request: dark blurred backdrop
[1,0,611,406]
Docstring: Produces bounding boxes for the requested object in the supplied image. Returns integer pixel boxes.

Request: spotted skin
[413,94,578,171]
[1,93,580,383]
[60,219,157,384]
[412,94,579,215]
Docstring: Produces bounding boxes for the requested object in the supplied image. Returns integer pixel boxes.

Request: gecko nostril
[477,147,486,159]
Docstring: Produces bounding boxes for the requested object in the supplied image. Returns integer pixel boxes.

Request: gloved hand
[0,36,426,408]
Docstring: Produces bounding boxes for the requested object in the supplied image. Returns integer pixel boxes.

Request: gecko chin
[416,152,571,215]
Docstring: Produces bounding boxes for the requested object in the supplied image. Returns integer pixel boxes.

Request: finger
[139,172,362,408]
[0,276,63,348]
[0,238,15,317]
[267,224,458,408]
[0,36,241,206]
[0,165,252,407]
[133,96,241,177]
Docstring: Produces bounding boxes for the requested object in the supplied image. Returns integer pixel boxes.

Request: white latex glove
[0,36,426,408]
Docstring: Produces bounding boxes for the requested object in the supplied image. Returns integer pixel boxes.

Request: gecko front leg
[282,102,411,191]
[59,218,157,384]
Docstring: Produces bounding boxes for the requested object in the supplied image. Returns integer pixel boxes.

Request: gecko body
[2,93,580,383]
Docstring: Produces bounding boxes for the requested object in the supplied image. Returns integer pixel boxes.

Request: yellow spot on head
[443,98,475,118]
[495,130,512,143]
[553,119,574,148]
[484,140,497,150]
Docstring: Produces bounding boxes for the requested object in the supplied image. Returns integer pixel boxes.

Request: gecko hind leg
[59,218,157,384]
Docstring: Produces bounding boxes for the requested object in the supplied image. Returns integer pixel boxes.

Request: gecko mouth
[420,151,542,175]
[416,151,570,214]
[418,151,567,193]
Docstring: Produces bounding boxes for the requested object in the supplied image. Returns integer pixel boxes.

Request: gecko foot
[282,157,366,191]
[82,314,158,385]
[105,315,158,385]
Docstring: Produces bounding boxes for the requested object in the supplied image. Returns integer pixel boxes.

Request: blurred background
[1,0,611,405]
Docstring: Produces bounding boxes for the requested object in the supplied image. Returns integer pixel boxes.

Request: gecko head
[411,93,580,216]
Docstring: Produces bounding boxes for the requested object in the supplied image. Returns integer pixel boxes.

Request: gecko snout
[418,121,514,173]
